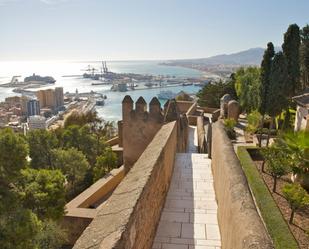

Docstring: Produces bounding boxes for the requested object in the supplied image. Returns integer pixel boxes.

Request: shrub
[283,183,309,224]
[261,146,291,192]
[246,110,262,133]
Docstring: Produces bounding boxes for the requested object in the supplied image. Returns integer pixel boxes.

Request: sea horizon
[0,60,205,121]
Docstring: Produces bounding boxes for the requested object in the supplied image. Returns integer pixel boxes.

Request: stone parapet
[211,121,273,249]
[73,121,178,249]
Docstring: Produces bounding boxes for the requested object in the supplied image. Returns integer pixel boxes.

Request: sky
[0,0,308,61]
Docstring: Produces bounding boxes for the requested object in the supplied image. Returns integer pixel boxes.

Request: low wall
[197,116,206,153]
[63,166,125,245]
[211,121,273,249]
[186,102,197,116]
[197,106,218,113]
[73,121,178,249]
[212,109,220,122]
[176,100,194,113]
[106,136,120,146]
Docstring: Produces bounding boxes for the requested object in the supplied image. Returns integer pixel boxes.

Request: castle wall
[211,121,273,249]
[73,121,178,249]
[176,100,194,113]
[122,96,164,171]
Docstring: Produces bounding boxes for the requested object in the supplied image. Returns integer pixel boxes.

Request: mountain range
[170,47,281,66]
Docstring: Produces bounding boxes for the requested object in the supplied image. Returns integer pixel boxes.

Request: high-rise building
[36,90,45,108]
[27,99,40,117]
[45,89,55,109]
[55,87,64,109]
[20,95,30,115]
[36,88,64,111]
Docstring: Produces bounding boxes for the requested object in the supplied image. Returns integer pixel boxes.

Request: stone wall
[122,96,164,171]
[197,116,206,153]
[211,121,273,249]
[176,100,194,113]
[63,166,126,245]
[73,121,178,249]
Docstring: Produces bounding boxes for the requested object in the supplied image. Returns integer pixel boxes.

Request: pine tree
[282,24,301,96]
[259,42,275,116]
[300,25,309,90]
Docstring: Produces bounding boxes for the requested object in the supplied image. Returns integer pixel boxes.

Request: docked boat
[182,82,193,86]
[157,91,177,100]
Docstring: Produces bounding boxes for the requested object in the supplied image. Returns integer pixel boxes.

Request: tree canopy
[197,76,237,108]
[259,42,275,116]
[282,23,301,96]
[234,66,261,112]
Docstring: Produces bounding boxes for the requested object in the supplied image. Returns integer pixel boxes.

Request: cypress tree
[282,24,301,96]
[300,25,309,90]
[268,52,289,121]
[259,42,275,116]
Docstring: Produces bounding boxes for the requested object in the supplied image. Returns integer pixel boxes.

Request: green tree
[64,110,101,128]
[197,77,237,108]
[62,125,102,166]
[93,147,118,181]
[279,131,309,175]
[27,129,58,169]
[18,168,66,220]
[234,67,261,112]
[283,183,309,224]
[300,24,309,90]
[0,128,28,184]
[51,148,90,198]
[35,220,68,249]
[282,24,301,96]
[267,52,289,126]
[262,146,290,192]
[0,207,41,249]
[259,42,275,116]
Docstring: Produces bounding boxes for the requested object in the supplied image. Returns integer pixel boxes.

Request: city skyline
[0,0,308,61]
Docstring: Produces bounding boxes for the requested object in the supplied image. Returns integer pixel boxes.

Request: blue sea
[0,60,204,121]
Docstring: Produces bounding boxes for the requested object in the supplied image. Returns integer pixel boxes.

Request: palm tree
[279,131,309,189]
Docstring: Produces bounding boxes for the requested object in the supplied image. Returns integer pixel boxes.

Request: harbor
[0,60,211,124]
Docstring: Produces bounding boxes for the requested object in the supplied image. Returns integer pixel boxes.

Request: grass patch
[237,146,299,249]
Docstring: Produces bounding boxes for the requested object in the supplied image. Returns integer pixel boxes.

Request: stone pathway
[153,127,221,249]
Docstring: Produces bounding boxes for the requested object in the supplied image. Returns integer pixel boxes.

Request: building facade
[28,115,47,130]
[293,92,309,131]
[27,99,40,117]
[36,87,64,112]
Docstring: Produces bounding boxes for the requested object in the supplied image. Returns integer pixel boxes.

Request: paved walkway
[153,127,221,249]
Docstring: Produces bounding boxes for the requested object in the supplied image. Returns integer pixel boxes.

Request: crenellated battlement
[122,96,164,122]
[121,96,165,170]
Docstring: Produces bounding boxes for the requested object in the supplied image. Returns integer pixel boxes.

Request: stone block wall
[197,116,206,153]
[63,166,126,245]
[211,121,273,249]
[176,100,194,113]
[73,121,178,249]
[121,96,164,171]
